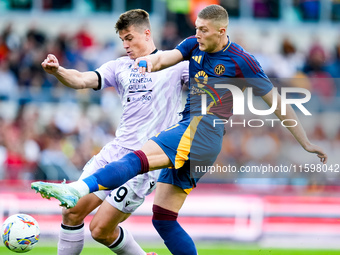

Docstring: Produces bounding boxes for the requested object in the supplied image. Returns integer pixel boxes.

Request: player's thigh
[90,199,130,234]
[142,140,172,170]
[91,177,155,233]
[62,193,103,225]
[153,182,187,213]
[105,180,151,214]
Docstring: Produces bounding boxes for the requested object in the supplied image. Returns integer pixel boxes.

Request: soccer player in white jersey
[40,9,188,255]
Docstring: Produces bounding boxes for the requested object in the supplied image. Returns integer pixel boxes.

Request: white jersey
[96,53,189,150]
[81,54,188,210]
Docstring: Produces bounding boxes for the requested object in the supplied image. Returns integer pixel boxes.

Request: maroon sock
[133,150,149,174]
[152,205,178,221]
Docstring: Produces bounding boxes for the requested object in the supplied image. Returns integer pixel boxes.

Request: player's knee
[61,207,86,226]
[152,204,178,232]
[90,225,106,243]
[90,224,118,245]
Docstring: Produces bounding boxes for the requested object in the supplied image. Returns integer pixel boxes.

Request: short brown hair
[115,9,151,33]
[198,5,229,27]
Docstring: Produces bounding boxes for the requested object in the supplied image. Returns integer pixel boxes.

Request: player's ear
[145,29,151,41]
[219,27,226,36]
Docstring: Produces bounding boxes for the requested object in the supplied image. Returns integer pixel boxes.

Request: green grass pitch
[1,244,339,254]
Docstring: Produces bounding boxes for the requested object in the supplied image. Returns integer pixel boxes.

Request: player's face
[195,18,222,53]
[118,25,150,60]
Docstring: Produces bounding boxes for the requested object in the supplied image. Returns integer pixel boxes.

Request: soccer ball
[1,214,40,253]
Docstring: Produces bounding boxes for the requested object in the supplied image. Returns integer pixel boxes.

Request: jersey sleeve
[247,70,273,97]
[94,60,118,90]
[175,36,198,61]
[238,55,273,96]
[180,61,189,85]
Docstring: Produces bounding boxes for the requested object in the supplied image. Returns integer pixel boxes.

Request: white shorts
[80,142,159,214]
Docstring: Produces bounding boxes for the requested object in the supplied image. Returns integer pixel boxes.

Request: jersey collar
[207,35,231,56]
[150,49,158,55]
[222,36,231,52]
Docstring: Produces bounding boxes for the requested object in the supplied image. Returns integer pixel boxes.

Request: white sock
[68,180,90,197]
[108,226,146,255]
[58,223,85,255]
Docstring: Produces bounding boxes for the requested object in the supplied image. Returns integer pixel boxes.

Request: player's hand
[41,54,59,74]
[304,143,328,164]
[134,57,152,75]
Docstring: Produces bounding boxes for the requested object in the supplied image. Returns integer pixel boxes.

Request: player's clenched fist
[41,54,59,74]
[134,57,152,75]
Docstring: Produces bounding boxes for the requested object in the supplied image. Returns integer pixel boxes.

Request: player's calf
[152,205,197,255]
[58,194,104,255]
[62,194,103,225]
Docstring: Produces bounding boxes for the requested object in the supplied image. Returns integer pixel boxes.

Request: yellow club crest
[214,64,225,75]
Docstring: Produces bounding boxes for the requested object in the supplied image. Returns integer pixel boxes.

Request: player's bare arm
[135,49,183,74]
[41,54,99,90]
[261,89,328,164]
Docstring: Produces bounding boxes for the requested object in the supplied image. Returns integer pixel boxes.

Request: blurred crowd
[0,17,339,186]
[0,22,119,180]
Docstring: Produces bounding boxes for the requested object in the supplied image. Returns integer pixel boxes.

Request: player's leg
[80,140,171,192]
[141,140,173,170]
[58,158,108,255]
[150,118,203,255]
[74,121,185,194]
[31,122,187,207]
[57,145,116,255]
[90,200,147,255]
[90,173,159,255]
[58,193,103,255]
[31,140,171,205]
[152,182,197,255]
[79,118,192,193]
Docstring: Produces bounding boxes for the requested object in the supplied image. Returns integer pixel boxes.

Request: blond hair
[198,5,229,28]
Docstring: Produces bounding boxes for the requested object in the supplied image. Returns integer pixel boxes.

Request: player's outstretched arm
[41,54,99,90]
[261,89,328,164]
[135,49,184,74]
